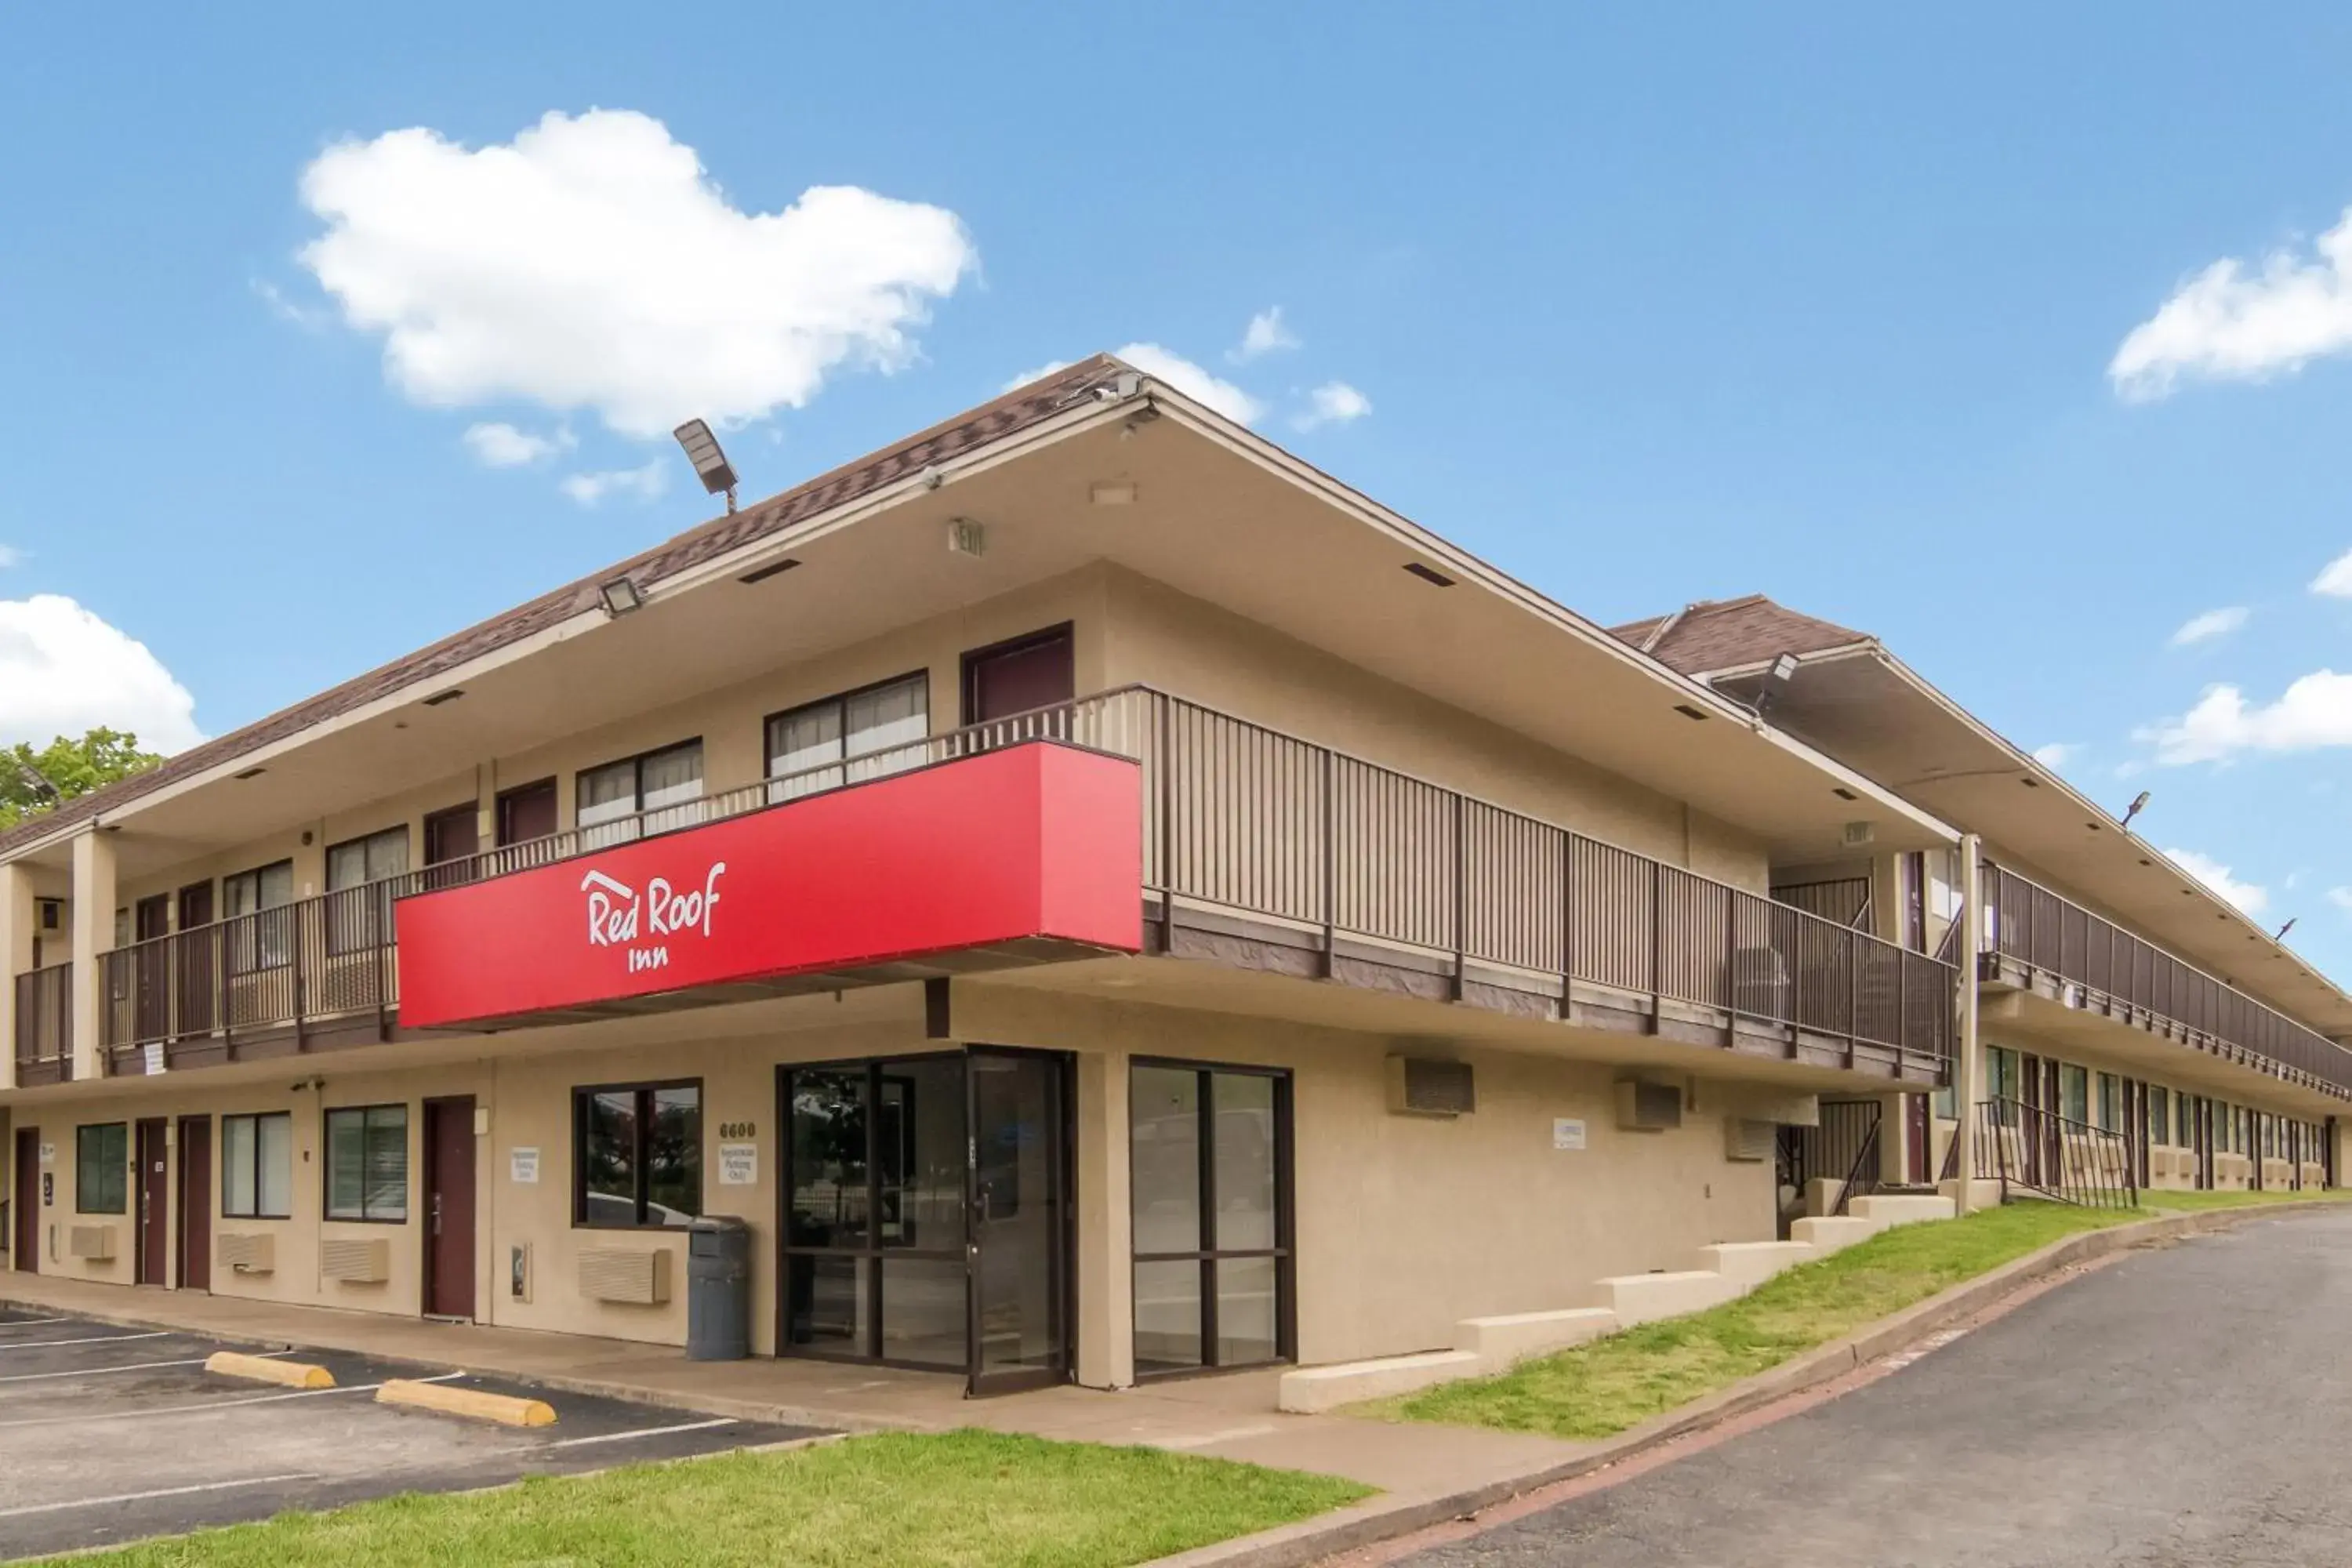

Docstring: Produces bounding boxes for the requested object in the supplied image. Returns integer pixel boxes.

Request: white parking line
[0,1351,291,1385]
[0,1316,71,1328]
[0,1369,466,1427]
[0,1330,171,1352]
[0,1473,321,1520]
[546,1417,739,1449]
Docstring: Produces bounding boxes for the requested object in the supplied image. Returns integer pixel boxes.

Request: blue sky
[9,5,2352,975]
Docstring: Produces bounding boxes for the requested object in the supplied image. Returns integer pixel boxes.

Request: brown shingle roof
[2,355,1131,857]
[1609,593,1871,678]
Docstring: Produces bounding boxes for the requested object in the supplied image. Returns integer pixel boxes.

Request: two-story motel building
[1617,594,2352,1203]
[0,358,2338,1399]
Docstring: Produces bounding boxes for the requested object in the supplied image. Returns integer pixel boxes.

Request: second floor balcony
[1980,862,2352,1099]
[79,687,1957,1079]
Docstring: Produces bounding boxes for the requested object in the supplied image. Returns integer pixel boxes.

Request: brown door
[132,895,171,1044]
[176,1116,212,1293]
[175,881,215,1040]
[423,803,481,888]
[422,1096,476,1319]
[495,780,558,850]
[11,1128,36,1271]
[963,625,1075,725]
[135,1118,169,1285]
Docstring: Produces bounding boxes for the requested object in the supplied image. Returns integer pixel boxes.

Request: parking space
[0,1308,829,1560]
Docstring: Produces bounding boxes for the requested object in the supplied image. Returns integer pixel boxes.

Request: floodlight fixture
[673,419,739,513]
[599,575,644,617]
[2120,790,2151,830]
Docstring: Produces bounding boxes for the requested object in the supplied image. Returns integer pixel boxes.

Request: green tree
[0,728,165,831]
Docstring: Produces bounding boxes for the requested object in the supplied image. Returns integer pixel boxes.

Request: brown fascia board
[0,354,1132,858]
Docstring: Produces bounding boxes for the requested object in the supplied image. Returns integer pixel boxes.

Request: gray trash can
[685,1214,752,1361]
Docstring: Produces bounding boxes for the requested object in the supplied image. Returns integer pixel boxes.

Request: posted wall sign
[717,1143,758,1186]
[509,1147,541,1185]
[1552,1118,1588,1151]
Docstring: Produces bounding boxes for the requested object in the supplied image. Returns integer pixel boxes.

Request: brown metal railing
[94,686,1956,1065]
[1947,1097,2138,1210]
[13,961,71,1080]
[1982,861,2352,1095]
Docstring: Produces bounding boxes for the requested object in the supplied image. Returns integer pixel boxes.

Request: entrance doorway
[12,1127,36,1271]
[134,1119,169,1285]
[422,1097,477,1319]
[176,1116,211,1293]
[779,1047,1073,1395]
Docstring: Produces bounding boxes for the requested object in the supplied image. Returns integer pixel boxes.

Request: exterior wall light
[599,577,644,617]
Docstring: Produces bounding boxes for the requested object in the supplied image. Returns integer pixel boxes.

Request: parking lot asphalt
[0,1308,828,1561]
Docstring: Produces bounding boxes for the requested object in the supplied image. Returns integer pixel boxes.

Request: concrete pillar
[69,829,116,1081]
[0,862,32,1091]
[1074,1047,1134,1388]
[1950,833,1984,1210]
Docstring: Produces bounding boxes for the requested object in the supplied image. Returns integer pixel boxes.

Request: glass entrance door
[967,1048,1072,1394]
[780,1048,1071,1395]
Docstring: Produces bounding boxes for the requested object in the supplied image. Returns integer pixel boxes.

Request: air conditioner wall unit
[1617,1079,1683,1133]
[1386,1056,1476,1118]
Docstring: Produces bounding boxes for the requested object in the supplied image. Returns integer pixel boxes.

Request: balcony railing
[13,960,72,1083]
[93,686,1955,1068]
[1981,861,2352,1097]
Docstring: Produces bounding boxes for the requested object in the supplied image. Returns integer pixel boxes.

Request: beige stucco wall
[9,980,1788,1377]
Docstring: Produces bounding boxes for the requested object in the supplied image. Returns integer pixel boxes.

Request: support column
[1950,833,1984,1211]
[1074,1047,1134,1389]
[0,862,32,1091]
[70,829,116,1081]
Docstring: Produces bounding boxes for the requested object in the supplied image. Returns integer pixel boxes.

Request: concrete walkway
[0,1272,1578,1499]
[1383,1207,2352,1566]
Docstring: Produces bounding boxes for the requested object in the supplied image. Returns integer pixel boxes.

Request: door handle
[431,1193,443,1237]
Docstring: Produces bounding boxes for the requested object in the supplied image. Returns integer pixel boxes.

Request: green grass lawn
[56,1431,1372,1568]
[1366,1202,2147,1442]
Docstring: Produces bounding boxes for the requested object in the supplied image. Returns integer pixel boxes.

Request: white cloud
[299,108,977,438]
[2311,547,2352,597]
[2030,742,2078,769]
[2143,673,2352,763]
[1001,360,1072,392]
[251,278,328,330]
[1293,380,1372,430]
[1230,307,1298,362]
[2163,848,2267,914]
[559,459,668,507]
[0,546,20,569]
[0,595,201,754]
[2328,886,2352,913]
[461,421,573,467]
[2169,606,2249,647]
[1110,343,1264,423]
[2111,209,2352,400]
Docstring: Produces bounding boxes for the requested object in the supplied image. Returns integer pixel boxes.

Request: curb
[1144,1199,2349,1568]
[203,1350,334,1390]
[377,1377,557,1427]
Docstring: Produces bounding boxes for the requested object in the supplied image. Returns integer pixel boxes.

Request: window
[2148,1087,2171,1148]
[578,741,704,848]
[223,859,296,972]
[325,826,409,954]
[766,673,929,801]
[1985,1046,2019,1121]
[75,1123,128,1214]
[574,1081,702,1228]
[2059,1063,2089,1125]
[1131,1060,1294,1375]
[221,1112,294,1219]
[2096,1073,2119,1131]
[324,1105,408,1221]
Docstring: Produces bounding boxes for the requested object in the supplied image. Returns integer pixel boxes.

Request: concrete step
[1277,1349,1483,1414]
[1695,1240,1817,1293]
[1455,1308,1618,1370]
[1585,1269,1742,1327]
[1789,1214,1882,1253]
[1848,1193,1955,1227]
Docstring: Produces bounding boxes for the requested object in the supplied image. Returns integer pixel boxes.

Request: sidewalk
[0,1270,1581,1499]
